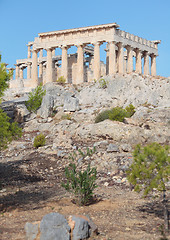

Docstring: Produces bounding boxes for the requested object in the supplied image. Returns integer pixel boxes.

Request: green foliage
[95,109,111,123]
[0,108,22,151]
[127,143,170,196]
[98,78,108,89]
[33,133,46,148]
[61,113,71,120]
[0,54,12,98]
[125,104,136,117]
[108,107,127,122]
[25,84,46,113]
[61,147,97,205]
[95,104,135,123]
[56,76,66,85]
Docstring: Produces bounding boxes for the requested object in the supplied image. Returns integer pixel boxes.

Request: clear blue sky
[0,0,170,77]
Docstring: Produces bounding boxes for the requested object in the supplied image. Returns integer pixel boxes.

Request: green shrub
[0,108,22,151]
[95,109,110,123]
[33,133,46,148]
[61,147,97,206]
[25,85,46,113]
[98,78,108,89]
[108,107,127,122]
[56,76,66,85]
[125,104,136,117]
[95,104,135,123]
[0,54,12,98]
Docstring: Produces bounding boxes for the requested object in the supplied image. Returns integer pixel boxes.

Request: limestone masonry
[9,23,161,89]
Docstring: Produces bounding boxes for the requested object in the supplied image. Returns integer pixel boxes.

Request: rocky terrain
[0,74,170,239]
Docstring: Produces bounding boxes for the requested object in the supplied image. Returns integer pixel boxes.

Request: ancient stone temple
[10,23,161,89]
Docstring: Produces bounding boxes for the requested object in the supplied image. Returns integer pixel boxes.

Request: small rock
[107,144,119,153]
[104,182,109,187]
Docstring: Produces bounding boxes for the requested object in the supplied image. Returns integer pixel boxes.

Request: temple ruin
[10,23,161,89]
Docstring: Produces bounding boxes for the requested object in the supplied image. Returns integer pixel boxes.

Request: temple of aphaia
[10,23,161,89]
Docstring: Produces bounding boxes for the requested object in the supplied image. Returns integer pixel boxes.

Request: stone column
[144,52,150,75]
[39,62,43,78]
[39,49,43,79]
[117,42,124,74]
[109,41,116,75]
[46,48,53,84]
[136,49,142,74]
[127,46,133,73]
[93,42,101,80]
[39,49,43,59]
[61,45,68,81]
[15,65,19,79]
[151,54,156,76]
[27,45,31,58]
[19,66,23,79]
[27,62,31,79]
[105,44,109,75]
[31,49,38,87]
[52,49,55,57]
[76,44,84,84]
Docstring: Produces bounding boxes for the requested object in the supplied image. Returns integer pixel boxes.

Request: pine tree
[127,142,170,231]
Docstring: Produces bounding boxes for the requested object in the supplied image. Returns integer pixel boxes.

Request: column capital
[31,48,39,53]
[108,40,116,44]
[92,41,102,46]
[76,43,86,48]
[126,45,134,51]
[135,48,142,53]
[27,41,33,47]
[61,45,68,49]
[117,42,124,47]
[143,51,149,56]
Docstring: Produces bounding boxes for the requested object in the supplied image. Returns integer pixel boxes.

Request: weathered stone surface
[64,94,80,112]
[107,143,119,152]
[71,216,89,240]
[40,212,70,240]
[25,222,39,240]
[15,104,30,123]
[40,93,54,119]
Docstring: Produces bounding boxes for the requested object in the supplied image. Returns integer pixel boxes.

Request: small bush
[0,108,22,151]
[56,76,66,85]
[95,104,135,123]
[26,84,46,113]
[95,109,111,123]
[108,107,127,122]
[33,133,46,148]
[125,104,136,117]
[61,147,97,206]
[98,78,108,89]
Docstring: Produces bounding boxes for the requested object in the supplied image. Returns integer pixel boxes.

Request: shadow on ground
[0,152,65,212]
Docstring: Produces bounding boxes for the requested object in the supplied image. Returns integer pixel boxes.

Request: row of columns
[16,41,157,87]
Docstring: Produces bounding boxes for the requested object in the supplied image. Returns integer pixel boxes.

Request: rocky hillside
[0,74,170,239]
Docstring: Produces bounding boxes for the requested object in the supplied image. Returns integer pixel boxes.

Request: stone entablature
[10,23,161,89]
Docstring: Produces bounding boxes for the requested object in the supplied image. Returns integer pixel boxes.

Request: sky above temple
[0,0,170,77]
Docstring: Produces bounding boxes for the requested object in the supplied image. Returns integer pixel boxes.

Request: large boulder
[40,212,70,240]
[25,212,70,240]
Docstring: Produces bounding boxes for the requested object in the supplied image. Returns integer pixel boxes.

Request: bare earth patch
[0,151,168,240]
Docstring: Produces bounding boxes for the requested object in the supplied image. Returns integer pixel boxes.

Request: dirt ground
[0,151,169,240]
